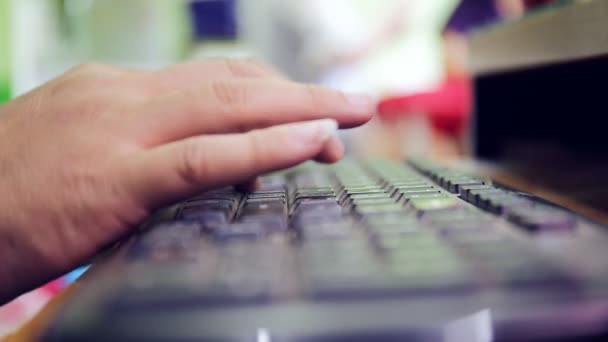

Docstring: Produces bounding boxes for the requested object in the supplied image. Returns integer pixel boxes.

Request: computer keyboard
[44,159,608,341]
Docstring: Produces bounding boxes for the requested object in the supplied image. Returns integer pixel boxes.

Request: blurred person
[0,59,374,304]
[238,0,459,160]
[443,0,526,78]
[375,0,528,161]
[237,0,412,86]
[434,0,550,92]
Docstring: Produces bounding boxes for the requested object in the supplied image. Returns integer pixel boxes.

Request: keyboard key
[293,188,335,197]
[240,215,288,232]
[507,206,577,232]
[376,233,441,252]
[446,178,485,194]
[258,176,286,192]
[348,198,398,207]
[364,213,416,226]
[179,200,235,223]
[182,200,234,212]
[468,189,505,206]
[241,200,286,216]
[459,184,495,201]
[292,198,338,211]
[408,196,462,215]
[209,222,274,240]
[486,196,530,215]
[348,193,392,200]
[130,222,203,260]
[299,221,353,239]
[396,189,442,201]
[355,203,405,215]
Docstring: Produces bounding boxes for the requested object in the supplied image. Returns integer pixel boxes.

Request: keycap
[376,233,441,251]
[179,200,234,223]
[486,196,530,215]
[117,243,281,309]
[182,200,234,212]
[240,215,288,232]
[468,189,505,206]
[348,198,398,207]
[139,221,203,241]
[293,189,335,197]
[337,189,384,202]
[408,196,462,215]
[292,206,343,225]
[487,257,574,289]
[299,221,353,239]
[338,185,382,192]
[307,253,474,299]
[240,201,286,216]
[507,206,577,232]
[292,198,339,212]
[396,189,442,201]
[209,222,273,241]
[459,184,495,201]
[355,203,405,215]
[130,222,203,260]
[188,191,239,202]
[349,193,392,200]
[364,213,416,226]
[446,178,485,193]
[180,209,228,225]
[258,176,286,192]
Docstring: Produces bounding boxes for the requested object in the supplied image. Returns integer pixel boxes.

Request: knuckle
[244,130,266,170]
[215,57,283,79]
[210,80,248,110]
[178,139,207,185]
[221,58,254,77]
[70,62,113,76]
[247,58,283,76]
[55,63,120,95]
[304,84,329,112]
[219,57,266,78]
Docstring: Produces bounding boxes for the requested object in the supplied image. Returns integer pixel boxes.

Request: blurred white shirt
[238,0,455,95]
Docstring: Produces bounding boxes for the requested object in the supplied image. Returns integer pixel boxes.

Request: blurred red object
[377,77,472,137]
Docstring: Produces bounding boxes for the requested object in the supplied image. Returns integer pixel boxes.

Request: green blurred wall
[0,0,10,102]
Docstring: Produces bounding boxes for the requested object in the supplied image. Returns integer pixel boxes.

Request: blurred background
[0,0,555,335]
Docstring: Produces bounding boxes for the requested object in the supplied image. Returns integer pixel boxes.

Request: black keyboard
[44,159,608,341]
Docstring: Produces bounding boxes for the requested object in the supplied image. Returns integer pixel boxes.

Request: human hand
[0,59,373,304]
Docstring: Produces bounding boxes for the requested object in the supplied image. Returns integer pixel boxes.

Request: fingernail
[346,93,374,113]
[292,119,338,144]
[317,118,339,141]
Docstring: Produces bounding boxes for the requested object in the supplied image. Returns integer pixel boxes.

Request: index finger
[129,80,375,146]
[141,58,288,95]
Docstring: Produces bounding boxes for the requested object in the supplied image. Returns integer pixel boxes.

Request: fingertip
[286,119,338,146]
[345,93,375,114]
[339,93,376,128]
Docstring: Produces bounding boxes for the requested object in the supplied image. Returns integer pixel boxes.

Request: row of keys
[411,159,579,233]
[177,188,241,225]
[122,159,582,311]
[409,159,486,194]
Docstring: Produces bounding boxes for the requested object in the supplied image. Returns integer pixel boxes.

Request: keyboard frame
[42,160,608,341]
